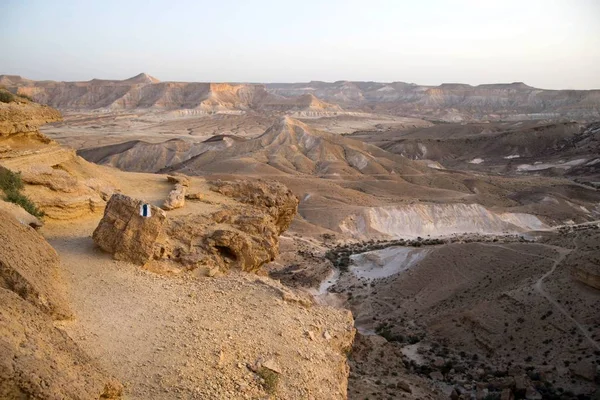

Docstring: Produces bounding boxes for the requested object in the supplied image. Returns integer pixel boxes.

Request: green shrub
[0,167,45,218]
[0,167,24,192]
[0,90,15,103]
[258,367,279,395]
[4,190,45,218]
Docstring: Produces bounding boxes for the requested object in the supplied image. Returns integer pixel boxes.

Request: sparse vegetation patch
[0,167,45,218]
[257,367,279,395]
[0,90,15,103]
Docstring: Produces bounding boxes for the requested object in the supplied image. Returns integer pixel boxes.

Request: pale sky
[1,0,599,89]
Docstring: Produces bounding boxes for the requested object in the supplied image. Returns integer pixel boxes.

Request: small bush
[0,90,15,103]
[258,367,279,395]
[408,335,421,344]
[0,167,24,192]
[0,167,45,218]
[4,191,45,218]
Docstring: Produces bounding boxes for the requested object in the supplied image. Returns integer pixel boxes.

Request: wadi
[0,71,599,400]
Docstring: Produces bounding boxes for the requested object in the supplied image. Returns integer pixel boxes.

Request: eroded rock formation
[0,99,62,136]
[0,210,122,399]
[0,99,117,220]
[93,179,299,274]
[93,194,167,265]
[0,209,70,319]
[210,179,298,235]
[162,175,189,210]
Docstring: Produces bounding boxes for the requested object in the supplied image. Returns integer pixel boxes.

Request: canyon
[0,74,599,399]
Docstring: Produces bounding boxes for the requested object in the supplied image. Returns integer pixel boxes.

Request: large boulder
[93,194,166,265]
[0,209,70,319]
[0,199,43,228]
[162,183,186,210]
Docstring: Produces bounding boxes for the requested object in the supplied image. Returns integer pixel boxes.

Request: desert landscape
[1,71,599,400]
[1,2,600,399]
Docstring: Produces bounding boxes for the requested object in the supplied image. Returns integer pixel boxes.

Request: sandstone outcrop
[0,99,62,136]
[0,100,117,220]
[0,209,70,319]
[0,199,43,228]
[209,179,298,235]
[0,288,122,400]
[0,210,122,399]
[93,194,166,265]
[93,179,299,274]
[153,179,299,273]
[162,183,186,210]
[167,174,190,187]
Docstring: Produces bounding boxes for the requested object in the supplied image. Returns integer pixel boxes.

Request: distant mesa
[0,74,343,115]
[1,73,599,121]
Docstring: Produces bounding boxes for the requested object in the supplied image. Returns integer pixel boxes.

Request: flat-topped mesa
[0,75,343,114]
[93,179,299,275]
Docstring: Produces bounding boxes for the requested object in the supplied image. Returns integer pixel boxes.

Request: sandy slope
[39,171,354,399]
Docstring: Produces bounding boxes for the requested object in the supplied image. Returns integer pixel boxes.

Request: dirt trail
[533,236,600,351]
[44,215,354,400]
[448,240,600,350]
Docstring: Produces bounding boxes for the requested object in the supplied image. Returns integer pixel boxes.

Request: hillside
[76,136,248,172]
[352,121,600,187]
[321,223,600,399]
[169,116,427,177]
[161,117,600,239]
[267,81,600,121]
[5,74,600,122]
[0,99,358,399]
[1,74,344,115]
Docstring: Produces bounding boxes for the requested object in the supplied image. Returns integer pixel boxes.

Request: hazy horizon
[1,0,599,90]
